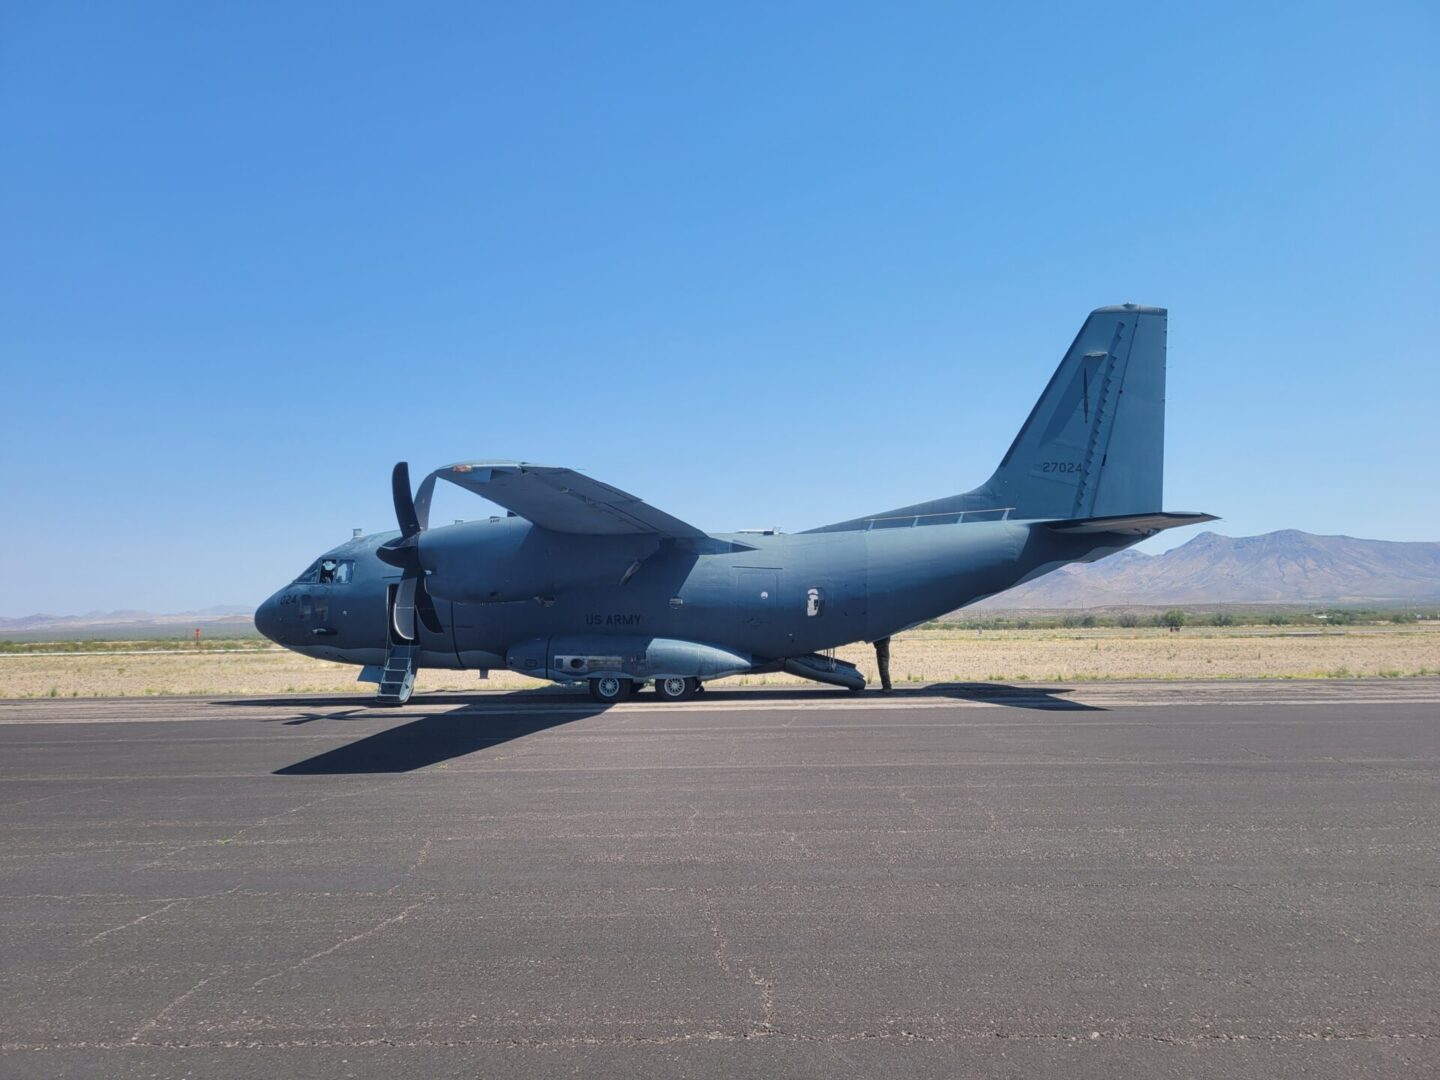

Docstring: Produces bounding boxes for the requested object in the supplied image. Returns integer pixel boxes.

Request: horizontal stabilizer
[1045,512,1218,536]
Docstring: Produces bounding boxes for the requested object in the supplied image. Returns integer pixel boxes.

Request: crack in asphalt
[247,898,433,991]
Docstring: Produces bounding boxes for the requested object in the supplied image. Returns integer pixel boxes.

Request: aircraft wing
[429,462,709,539]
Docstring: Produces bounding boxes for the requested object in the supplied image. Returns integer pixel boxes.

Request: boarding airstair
[376,642,418,706]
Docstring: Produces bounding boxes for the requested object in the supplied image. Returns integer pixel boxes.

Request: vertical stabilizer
[804,303,1170,533]
[980,304,1167,520]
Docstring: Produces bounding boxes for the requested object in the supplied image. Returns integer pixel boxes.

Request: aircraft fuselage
[255,515,1129,675]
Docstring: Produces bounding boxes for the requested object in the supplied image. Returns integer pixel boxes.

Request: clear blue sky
[2,1,1436,614]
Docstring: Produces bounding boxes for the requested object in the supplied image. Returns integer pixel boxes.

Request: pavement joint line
[0,1029,1435,1053]
[4,695,1440,725]
[4,757,1440,782]
[6,713,1440,753]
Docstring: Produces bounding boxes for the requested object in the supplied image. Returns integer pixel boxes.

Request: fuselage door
[734,569,779,631]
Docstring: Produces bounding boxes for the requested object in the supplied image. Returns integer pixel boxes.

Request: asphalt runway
[2,681,1438,1079]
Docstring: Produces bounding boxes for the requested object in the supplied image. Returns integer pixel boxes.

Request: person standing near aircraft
[875,637,893,692]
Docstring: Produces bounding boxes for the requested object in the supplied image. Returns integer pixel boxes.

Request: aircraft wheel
[655,676,699,702]
[589,676,634,703]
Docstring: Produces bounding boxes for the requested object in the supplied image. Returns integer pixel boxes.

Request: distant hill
[0,607,254,634]
[976,530,1440,609]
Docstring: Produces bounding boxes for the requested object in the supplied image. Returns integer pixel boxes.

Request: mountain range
[977,530,1440,609]
[0,606,254,633]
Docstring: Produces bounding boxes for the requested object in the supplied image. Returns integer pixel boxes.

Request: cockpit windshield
[293,558,354,585]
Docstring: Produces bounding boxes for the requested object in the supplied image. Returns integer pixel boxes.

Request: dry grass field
[2,623,1437,699]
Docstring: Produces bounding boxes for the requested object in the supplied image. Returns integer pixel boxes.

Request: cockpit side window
[318,559,354,584]
[295,561,354,587]
[293,559,353,585]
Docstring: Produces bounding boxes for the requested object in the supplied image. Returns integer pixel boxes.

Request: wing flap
[432,462,708,539]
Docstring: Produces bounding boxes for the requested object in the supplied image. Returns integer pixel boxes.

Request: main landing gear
[588,676,702,703]
[588,676,634,703]
[654,676,700,702]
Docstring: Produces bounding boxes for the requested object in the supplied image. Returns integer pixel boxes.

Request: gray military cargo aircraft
[256,304,1214,704]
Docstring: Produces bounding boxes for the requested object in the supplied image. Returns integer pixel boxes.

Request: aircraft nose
[254,592,284,644]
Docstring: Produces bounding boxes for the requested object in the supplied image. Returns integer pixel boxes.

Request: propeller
[377,461,442,638]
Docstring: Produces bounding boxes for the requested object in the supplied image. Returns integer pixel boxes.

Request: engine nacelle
[420,519,658,603]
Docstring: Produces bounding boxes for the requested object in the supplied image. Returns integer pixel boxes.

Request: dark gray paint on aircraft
[256,305,1215,703]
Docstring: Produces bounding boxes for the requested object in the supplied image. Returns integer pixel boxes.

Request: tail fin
[803,304,1171,534]
[981,304,1167,520]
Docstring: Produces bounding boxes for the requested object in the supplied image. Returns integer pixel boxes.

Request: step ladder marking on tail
[1071,324,1130,518]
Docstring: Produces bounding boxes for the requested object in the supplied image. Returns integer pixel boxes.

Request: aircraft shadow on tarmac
[909,683,1103,710]
[269,705,604,775]
[231,683,1101,776]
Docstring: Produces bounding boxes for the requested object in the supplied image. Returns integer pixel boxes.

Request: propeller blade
[392,461,421,539]
[375,538,412,568]
[387,461,442,637]
[415,581,442,634]
[414,470,436,533]
[393,574,417,641]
